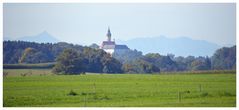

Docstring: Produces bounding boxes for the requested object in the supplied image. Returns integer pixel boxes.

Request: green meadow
[3,69,236,107]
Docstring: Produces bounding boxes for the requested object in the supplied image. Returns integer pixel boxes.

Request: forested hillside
[113,45,235,72]
[3,41,122,73]
[3,41,84,64]
[3,41,236,73]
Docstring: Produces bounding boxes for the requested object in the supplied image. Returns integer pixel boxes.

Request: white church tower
[101,27,129,55]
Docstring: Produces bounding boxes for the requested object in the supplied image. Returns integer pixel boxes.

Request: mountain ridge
[4,32,223,57]
[117,36,221,57]
[4,31,60,43]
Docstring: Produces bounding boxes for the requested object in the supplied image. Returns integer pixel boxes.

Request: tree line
[3,41,236,74]
[3,41,84,64]
[114,46,236,73]
[52,48,122,74]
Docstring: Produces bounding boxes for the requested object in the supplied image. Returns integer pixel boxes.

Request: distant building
[100,27,129,55]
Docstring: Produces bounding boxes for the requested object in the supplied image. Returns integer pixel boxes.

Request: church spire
[107,26,111,41]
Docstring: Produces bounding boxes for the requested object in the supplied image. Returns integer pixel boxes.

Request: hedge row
[3,63,55,69]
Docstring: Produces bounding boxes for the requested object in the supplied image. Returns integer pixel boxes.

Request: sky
[3,3,236,46]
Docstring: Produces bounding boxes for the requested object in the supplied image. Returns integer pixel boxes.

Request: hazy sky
[4,3,236,46]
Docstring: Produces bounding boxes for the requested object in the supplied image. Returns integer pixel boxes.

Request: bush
[200,92,209,97]
[219,91,235,97]
[81,92,87,96]
[20,73,28,77]
[67,90,78,96]
[3,63,55,69]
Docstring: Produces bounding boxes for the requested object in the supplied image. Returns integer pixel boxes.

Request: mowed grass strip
[3,70,236,107]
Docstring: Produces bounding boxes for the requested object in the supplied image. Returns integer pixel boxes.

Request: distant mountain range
[117,36,222,57]
[4,31,60,43]
[4,32,223,57]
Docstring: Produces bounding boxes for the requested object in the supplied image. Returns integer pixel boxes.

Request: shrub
[3,63,55,69]
[81,92,87,96]
[219,91,235,97]
[200,92,209,97]
[20,73,27,77]
[67,90,78,96]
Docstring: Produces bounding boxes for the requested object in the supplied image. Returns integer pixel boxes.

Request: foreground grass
[3,70,236,107]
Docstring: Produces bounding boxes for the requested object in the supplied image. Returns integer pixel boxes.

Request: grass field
[3,69,236,107]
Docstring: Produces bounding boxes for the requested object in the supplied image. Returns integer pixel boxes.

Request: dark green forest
[3,41,236,74]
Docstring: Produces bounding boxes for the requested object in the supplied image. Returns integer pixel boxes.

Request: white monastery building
[100,27,129,55]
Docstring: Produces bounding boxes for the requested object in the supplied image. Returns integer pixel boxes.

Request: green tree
[19,47,37,63]
[52,49,86,74]
[143,53,177,72]
[122,59,160,73]
[112,49,143,64]
[83,47,104,73]
[211,46,236,70]
[89,43,99,49]
[102,54,123,73]
[191,57,211,71]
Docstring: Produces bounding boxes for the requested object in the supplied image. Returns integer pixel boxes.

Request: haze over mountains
[4,31,224,57]
[117,36,221,57]
[4,31,60,43]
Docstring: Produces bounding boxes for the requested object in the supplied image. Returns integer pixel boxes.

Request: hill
[4,31,60,43]
[117,36,221,56]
